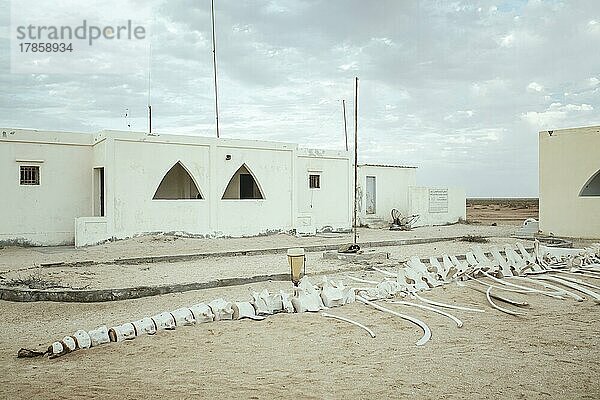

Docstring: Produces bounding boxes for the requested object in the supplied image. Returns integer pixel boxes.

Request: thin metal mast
[148,44,152,134]
[342,99,348,151]
[353,77,359,245]
[211,0,220,138]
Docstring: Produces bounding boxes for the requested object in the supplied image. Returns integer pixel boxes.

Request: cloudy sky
[1,0,599,197]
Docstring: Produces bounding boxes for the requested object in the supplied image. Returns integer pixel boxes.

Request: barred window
[20,166,40,185]
[309,174,320,189]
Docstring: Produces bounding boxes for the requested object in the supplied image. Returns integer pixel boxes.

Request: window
[580,169,600,197]
[309,174,320,189]
[222,164,265,199]
[153,162,203,200]
[20,166,40,185]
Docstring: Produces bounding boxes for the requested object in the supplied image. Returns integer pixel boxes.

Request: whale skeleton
[26,240,600,359]
[386,300,464,328]
[456,279,530,307]
[356,296,432,346]
[485,287,526,316]
[321,312,376,338]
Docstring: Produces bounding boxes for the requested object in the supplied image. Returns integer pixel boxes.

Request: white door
[366,176,376,214]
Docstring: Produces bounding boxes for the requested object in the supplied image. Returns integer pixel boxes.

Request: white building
[1,128,465,246]
[356,164,465,228]
[539,125,600,239]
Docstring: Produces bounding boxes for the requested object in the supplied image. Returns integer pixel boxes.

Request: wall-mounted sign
[429,188,448,213]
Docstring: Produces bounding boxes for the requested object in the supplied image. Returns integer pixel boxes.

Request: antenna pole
[125,108,131,129]
[148,44,152,134]
[342,99,348,151]
[211,0,220,138]
[353,77,359,245]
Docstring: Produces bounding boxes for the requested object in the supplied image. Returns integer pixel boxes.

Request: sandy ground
[1,224,598,399]
[0,225,516,270]
[2,237,531,290]
[467,199,538,226]
[1,278,599,399]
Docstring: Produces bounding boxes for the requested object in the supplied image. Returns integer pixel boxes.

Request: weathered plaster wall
[2,129,354,246]
[81,131,302,241]
[356,165,417,224]
[110,137,212,238]
[3,128,464,246]
[296,149,352,232]
[215,143,295,236]
[0,129,93,245]
[408,186,466,227]
[539,126,600,239]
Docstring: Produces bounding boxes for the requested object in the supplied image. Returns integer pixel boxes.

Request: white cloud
[499,33,515,47]
[567,103,593,111]
[338,61,358,71]
[444,110,474,121]
[471,78,506,97]
[371,37,393,46]
[522,102,594,128]
[498,29,541,49]
[527,82,544,92]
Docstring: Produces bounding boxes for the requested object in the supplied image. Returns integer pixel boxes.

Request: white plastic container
[287,247,306,285]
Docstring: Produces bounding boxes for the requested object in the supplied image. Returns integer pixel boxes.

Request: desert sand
[1,280,599,399]
[0,225,598,399]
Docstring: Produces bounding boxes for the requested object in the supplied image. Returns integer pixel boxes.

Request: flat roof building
[539,125,600,239]
[1,128,465,246]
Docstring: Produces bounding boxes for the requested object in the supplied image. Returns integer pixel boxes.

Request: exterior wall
[101,131,298,240]
[539,126,600,239]
[356,165,417,224]
[296,149,352,232]
[214,143,295,236]
[3,127,466,246]
[0,129,93,245]
[75,217,108,247]
[1,128,310,246]
[109,136,212,238]
[408,186,466,227]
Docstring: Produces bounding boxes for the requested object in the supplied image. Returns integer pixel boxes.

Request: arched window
[222,164,265,199]
[153,162,203,199]
[580,169,600,197]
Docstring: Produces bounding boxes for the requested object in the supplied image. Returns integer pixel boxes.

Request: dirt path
[0,225,516,270]
[1,238,529,291]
